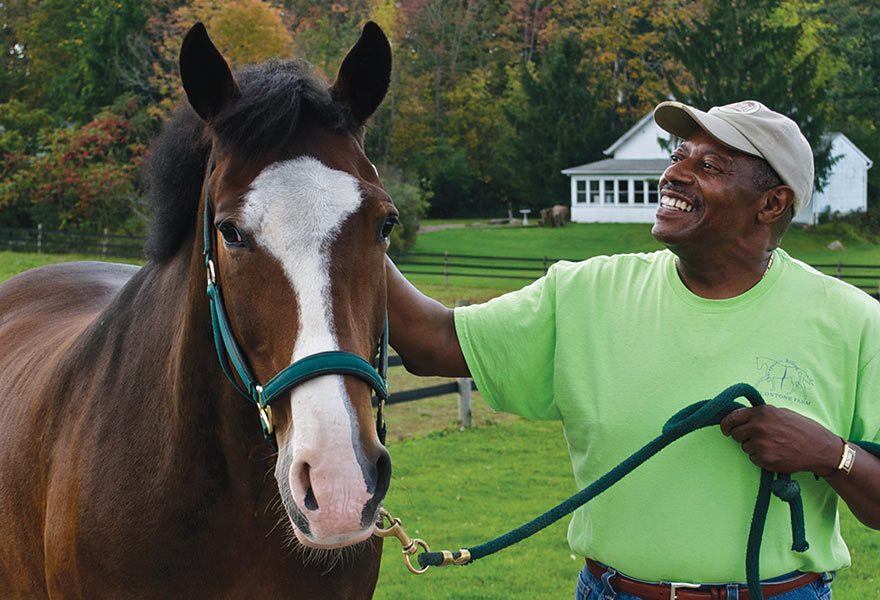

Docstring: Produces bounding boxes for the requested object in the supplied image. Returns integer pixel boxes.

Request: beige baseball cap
[653,100,814,215]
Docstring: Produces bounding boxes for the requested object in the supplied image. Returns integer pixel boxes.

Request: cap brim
[653,101,762,158]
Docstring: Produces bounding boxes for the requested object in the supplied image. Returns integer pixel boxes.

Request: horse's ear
[179,23,240,121]
[330,21,391,124]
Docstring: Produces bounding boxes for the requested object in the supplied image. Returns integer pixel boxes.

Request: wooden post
[455,299,472,430]
[837,260,842,279]
[543,255,548,275]
[37,224,42,254]
[102,227,109,258]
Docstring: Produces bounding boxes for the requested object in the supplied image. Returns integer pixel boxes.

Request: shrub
[379,167,431,254]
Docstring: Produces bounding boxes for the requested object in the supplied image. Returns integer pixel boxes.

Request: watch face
[840,444,857,473]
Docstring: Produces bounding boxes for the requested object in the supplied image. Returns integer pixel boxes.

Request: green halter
[201,153,389,449]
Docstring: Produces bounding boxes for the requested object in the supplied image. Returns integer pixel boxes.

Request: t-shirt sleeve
[853,348,880,445]
[454,265,561,420]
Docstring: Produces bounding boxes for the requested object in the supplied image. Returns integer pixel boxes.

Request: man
[385,100,880,599]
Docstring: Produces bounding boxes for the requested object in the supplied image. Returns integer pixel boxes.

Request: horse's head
[179,22,394,550]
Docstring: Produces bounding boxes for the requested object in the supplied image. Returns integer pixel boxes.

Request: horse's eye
[218,222,244,246]
[381,216,398,241]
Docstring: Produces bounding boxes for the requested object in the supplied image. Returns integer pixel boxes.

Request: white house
[561,112,873,224]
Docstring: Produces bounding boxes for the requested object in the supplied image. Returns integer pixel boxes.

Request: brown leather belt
[586,559,823,600]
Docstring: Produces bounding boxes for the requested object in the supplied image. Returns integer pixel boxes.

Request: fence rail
[393,251,880,298]
[6,228,876,297]
[0,226,145,258]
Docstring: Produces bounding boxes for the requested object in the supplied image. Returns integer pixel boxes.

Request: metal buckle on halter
[206,258,216,287]
[665,582,701,600]
[255,385,274,435]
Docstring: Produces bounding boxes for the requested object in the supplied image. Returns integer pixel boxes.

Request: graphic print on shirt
[754,357,815,406]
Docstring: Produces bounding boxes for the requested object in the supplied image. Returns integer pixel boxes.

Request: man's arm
[385,256,469,377]
[720,405,880,530]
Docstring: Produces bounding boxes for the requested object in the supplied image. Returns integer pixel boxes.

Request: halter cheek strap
[201,153,389,449]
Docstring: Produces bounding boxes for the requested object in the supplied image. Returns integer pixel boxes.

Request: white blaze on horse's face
[241,156,375,548]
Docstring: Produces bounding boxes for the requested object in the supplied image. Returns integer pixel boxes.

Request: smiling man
[385,100,880,599]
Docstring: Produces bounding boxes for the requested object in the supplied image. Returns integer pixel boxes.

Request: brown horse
[0,22,396,599]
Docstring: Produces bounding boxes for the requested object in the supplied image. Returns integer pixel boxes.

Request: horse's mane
[143,59,352,262]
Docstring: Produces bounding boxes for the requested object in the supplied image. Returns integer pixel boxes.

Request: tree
[821,0,880,205]
[538,0,681,129]
[501,35,614,211]
[665,0,835,187]
[0,96,152,232]
[12,0,148,122]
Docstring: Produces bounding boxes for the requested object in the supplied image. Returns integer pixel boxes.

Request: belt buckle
[666,581,701,600]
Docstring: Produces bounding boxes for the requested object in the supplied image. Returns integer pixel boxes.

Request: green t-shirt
[454,248,880,583]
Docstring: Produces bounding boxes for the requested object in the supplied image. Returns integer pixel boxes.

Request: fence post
[444,250,449,285]
[37,224,43,255]
[102,227,108,258]
[837,260,842,279]
[543,255,548,275]
[455,299,472,430]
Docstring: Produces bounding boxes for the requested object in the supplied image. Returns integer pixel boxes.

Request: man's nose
[661,158,694,186]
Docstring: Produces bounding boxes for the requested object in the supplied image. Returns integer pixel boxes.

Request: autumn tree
[665,0,835,185]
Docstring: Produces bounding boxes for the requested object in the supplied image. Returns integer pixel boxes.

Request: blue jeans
[575,563,834,600]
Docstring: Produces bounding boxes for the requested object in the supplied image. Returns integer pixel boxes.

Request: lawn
[1,223,878,598]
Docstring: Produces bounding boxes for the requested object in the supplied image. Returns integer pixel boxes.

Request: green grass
[2,226,879,598]
[0,250,144,282]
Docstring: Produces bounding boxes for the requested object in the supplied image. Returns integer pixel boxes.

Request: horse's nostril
[373,449,391,499]
[299,462,319,510]
[304,486,318,510]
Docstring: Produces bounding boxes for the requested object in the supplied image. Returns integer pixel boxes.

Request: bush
[379,167,431,253]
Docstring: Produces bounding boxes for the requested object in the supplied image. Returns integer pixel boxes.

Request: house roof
[602,111,655,156]
[827,132,873,169]
[561,158,670,176]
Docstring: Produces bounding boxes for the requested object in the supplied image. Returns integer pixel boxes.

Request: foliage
[0,96,154,232]
[820,0,880,206]
[665,0,836,187]
[502,35,615,212]
[7,0,148,122]
[1,0,878,235]
[380,168,432,253]
[174,0,293,68]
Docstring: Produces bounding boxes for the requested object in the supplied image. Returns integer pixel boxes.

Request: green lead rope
[417,383,880,600]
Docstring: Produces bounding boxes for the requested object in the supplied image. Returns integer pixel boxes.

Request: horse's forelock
[144,59,353,263]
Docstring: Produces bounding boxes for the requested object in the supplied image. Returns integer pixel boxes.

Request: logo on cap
[716,101,762,115]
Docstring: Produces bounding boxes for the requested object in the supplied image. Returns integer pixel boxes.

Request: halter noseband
[201,152,389,449]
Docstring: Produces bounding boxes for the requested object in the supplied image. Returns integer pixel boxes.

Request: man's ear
[757,186,795,225]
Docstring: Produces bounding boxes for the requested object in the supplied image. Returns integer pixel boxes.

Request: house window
[618,179,629,204]
[576,179,587,203]
[603,180,614,204]
[589,180,599,203]
[634,180,645,204]
[647,180,659,203]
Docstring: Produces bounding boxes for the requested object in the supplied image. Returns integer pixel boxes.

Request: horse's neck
[103,243,264,469]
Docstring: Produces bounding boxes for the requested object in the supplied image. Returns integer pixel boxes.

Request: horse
[0,21,396,599]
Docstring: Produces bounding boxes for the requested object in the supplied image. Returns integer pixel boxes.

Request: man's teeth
[660,195,694,213]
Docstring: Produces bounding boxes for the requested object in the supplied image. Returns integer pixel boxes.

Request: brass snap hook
[374,508,431,574]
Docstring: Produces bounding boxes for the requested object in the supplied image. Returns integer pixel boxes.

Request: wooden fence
[4,227,876,298]
[0,226,144,258]
[393,251,880,299]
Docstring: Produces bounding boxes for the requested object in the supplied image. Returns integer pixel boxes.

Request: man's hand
[719,405,841,476]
